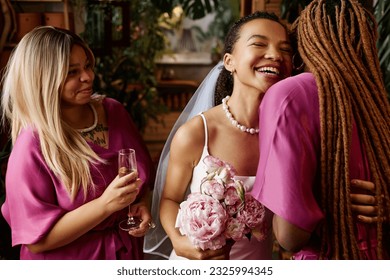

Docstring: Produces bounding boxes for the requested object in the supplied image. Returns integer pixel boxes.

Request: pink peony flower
[203,155,236,185]
[201,179,225,201]
[176,155,268,251]
[176,193,228,250]
[224,186,241,206]
[224,217,246,241]
[238,194,266,233]
[224,186,244,217]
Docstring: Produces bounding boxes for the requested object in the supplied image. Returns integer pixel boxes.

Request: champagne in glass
[118,148,141,231]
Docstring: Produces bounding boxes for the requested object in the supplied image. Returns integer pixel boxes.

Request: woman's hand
[26,171,141,254]
[127,201,153,237]
[99,171,141,215]
[172,236,233,260]
[350,179,378,224]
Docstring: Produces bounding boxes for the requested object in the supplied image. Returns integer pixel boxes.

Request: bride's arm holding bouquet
[160,118,232,260]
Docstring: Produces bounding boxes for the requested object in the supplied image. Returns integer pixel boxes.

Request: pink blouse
[253,73,378,259]
[1,97,154,259]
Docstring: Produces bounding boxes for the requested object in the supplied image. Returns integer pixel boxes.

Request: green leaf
[83,0,168,131]
[375,0,390,99]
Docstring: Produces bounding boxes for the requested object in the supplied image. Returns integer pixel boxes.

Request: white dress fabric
[169,113,273,260]
[144,62,223,259]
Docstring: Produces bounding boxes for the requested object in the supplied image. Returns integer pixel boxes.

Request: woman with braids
[253,0,390,259]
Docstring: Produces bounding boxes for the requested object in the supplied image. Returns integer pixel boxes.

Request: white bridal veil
[143,61,224,259]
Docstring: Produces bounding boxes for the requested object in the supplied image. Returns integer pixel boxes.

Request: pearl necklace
[77,103,98,133]
[222,95,259,135]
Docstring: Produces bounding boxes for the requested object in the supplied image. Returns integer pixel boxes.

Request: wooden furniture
[0,1,16,53]
[240,0,282,17]
[1,0,73,68]
[157,79,199,112]
[141,78,199,166]
[11,0,71,30]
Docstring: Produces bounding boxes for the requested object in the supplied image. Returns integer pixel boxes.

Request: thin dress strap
[198,113,208,147]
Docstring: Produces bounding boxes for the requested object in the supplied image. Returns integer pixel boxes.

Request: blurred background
[0,0,389,259]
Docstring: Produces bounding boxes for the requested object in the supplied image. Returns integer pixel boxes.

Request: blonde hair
[297,0,390,259]
[1,26,104,200]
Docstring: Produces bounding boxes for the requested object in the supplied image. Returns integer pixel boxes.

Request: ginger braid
[297,0,390,259]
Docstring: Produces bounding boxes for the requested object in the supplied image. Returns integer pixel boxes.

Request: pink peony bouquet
[175,155,267,251]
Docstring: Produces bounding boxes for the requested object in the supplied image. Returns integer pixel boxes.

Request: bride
[144,11,293,260]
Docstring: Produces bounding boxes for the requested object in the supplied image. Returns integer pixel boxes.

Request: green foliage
[191,0,239,44]
[151,0,219,20]
[375,0,390,99]
[83,0,168,131]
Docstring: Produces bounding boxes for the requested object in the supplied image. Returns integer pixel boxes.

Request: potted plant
[191,0,240,63]
[77,0,168,131]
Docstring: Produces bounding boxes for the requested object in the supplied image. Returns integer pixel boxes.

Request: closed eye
[85,62,93,70]
[280,45,293,54]
[68,69,78,76]
[252,42,267,47]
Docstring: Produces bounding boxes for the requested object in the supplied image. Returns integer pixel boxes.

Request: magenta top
[253,73,378,259]
[1,97,154,259]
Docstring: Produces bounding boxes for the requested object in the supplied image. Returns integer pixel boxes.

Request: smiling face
[61,44,95,108]
[224,18,293,95]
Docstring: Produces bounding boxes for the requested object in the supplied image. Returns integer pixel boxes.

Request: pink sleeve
[253,73,324,232]
[1,129,65,246]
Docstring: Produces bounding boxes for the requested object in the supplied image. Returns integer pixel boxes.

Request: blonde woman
[1,26,155,259]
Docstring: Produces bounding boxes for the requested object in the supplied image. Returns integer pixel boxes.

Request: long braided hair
[297,0,390,259]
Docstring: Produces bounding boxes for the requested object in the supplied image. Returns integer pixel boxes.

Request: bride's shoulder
[171,115,205,148]
[177,114,205,137]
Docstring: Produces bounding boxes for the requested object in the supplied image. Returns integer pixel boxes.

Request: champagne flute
[118,148,141,231]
